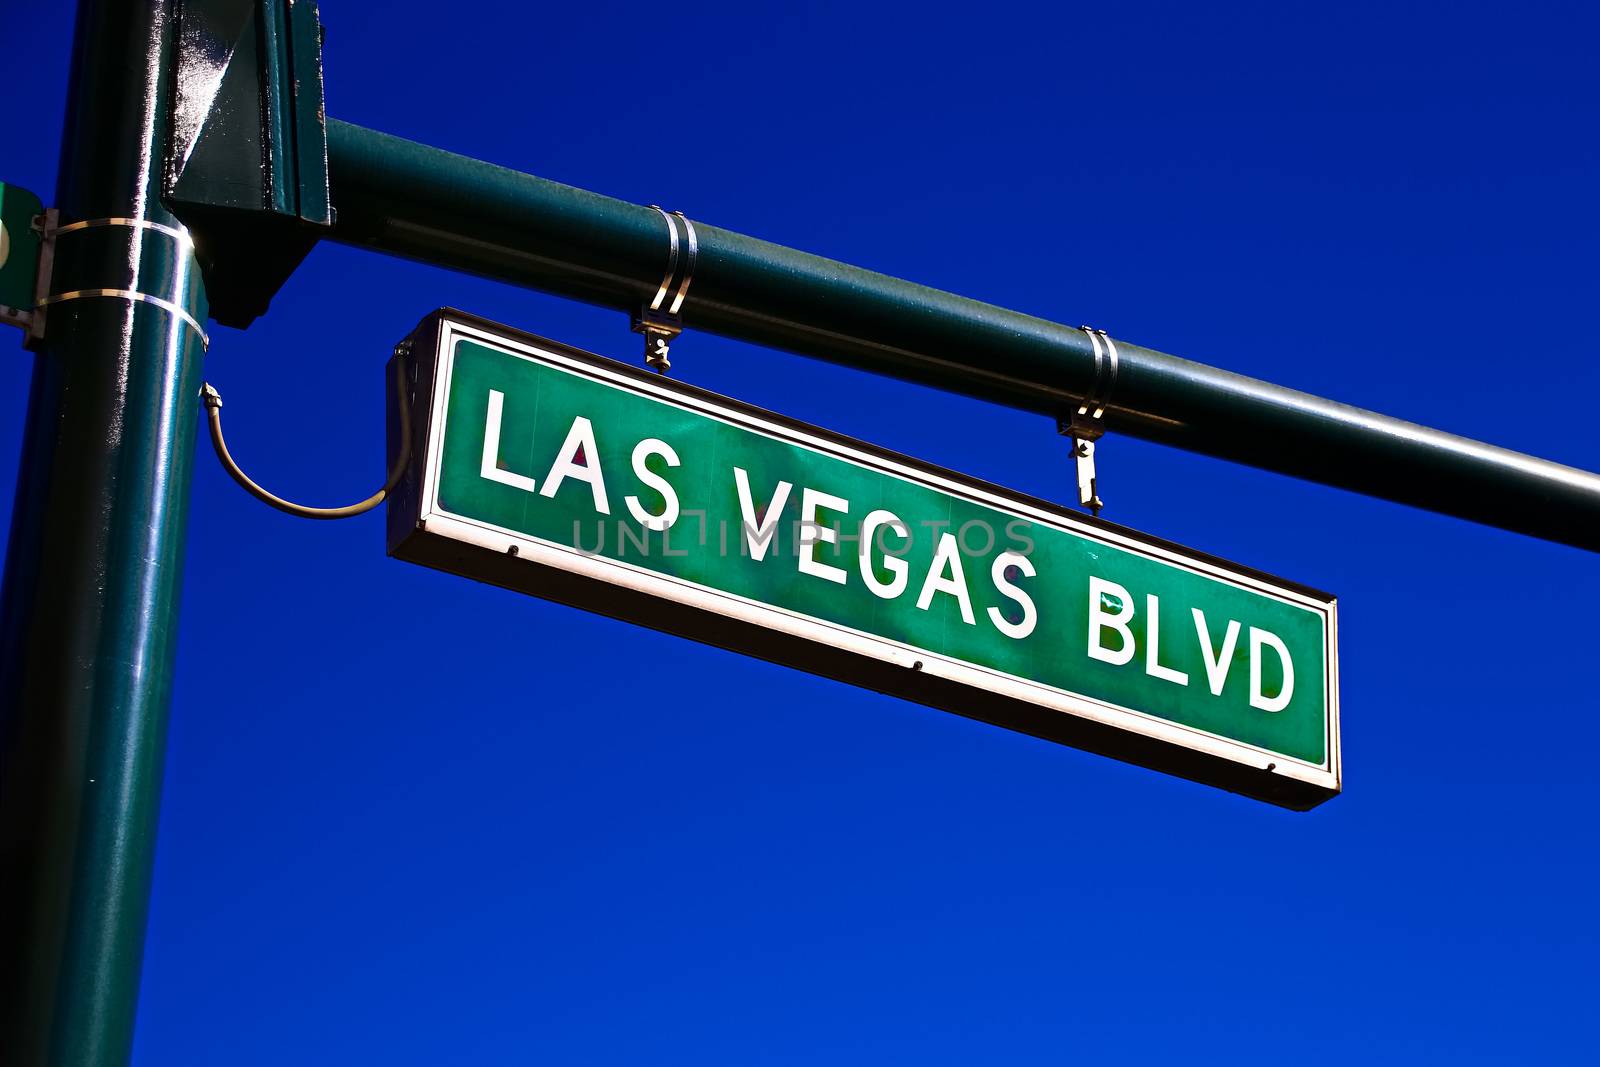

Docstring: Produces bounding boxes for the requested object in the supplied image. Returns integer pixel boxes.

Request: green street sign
[0,181,43,327]
[389,311,1341,809]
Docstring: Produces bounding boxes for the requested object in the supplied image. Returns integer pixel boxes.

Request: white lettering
[538,415,609,514]
[479,390,538,493]
[916,533,976,625]
[624,438,680,530]
[1087,576,1135,666]
[734,467,792,562]
[859,509,910,599]
[1249,627,1295,712]
[987,551,1037,640]
[1144,594,1189,686]
[798,488,850,585]
[1192,609,1241,697]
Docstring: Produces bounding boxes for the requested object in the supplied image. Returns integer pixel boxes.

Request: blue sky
[4,1,1598,1062]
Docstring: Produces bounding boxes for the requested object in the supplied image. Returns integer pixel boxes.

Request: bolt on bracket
[633,205,698,373]
[1057,325,1120,517]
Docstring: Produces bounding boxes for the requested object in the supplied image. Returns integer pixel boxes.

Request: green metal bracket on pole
[166,0,331,327]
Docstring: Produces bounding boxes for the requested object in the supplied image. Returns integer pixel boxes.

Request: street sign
[0,182,43,328]
[389,311,1341,809]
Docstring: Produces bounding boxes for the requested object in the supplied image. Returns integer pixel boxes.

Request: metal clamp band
[24,211,206,349]
[1076,324,1119,419]
[1057,325,1120,516]
[647,205,680,312]
[52,216,195,249]
[634,206,699,373]
[665,210,697,315]
[36,288,210,348]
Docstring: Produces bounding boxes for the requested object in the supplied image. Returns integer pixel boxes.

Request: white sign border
[414,317,1341,798]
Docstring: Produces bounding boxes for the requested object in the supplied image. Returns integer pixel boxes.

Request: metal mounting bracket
[1059,410,1105,516]
[165,0,332,328]
[19,212,213,352]
[632,205,697,373]
[25,209,60,348]
[1058,325,1119,516]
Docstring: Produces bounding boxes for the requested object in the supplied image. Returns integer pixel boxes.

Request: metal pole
[0,1,208,1063]
[324,119,1600,551]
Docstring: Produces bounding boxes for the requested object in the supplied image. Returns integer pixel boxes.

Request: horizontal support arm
[324,118,1600,552]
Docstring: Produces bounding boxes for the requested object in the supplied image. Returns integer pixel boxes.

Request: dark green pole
[0,1,207,1063]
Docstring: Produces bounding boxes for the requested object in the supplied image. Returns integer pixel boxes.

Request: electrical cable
[200,355,411,519]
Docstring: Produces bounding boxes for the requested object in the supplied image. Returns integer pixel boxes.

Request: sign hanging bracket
[632,205,698,374]
[1057,325,1119,517]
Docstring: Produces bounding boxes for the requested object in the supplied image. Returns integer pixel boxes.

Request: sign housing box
[388,310,1340,810]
